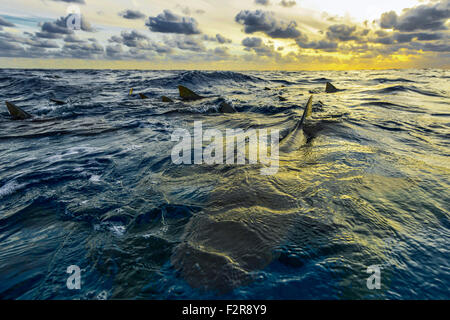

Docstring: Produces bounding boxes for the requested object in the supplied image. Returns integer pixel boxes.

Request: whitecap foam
[0,180,25,198]
[89,175,101,182]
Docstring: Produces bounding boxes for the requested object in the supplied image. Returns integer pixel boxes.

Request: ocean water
[0,69,448,300]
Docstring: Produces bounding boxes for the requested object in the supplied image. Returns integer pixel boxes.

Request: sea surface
[0,69,448,299]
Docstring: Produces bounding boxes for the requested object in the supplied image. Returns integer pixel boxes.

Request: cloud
[203,34,232,44]
[40,21,73,36]
[108,30,172,53]
[35,14,94,39]
[380,11,397,29]
[235,10,301,38]
[216,34,232,44]
[64,34,85,43]
[326,24,358,41]
[296,37,338,51]
[279,0,296,7]
[119,9,146,20]
[51,0,85,3]
[0,31,60,57]
[413,41,450,52]
[60,41,104,59]
[255,0,271,5]
[0,38,27,57]
[213,46,230,57]
[0,17,15,27]
[242,36,263,48]
[105,44,125,58]
[175,5,205,15]
[241,36,281,58]
[167,35,205,52]
[371,29,447,45]
[380,0,450,31]
[146,10,201,34]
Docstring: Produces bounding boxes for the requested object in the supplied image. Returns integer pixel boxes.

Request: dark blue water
[0,69,448,299]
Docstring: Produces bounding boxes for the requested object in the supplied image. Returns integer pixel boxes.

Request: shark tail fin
[178,85,203,101]
[5,101,32,120]
[139,93,149,99]
[299,95,313,128]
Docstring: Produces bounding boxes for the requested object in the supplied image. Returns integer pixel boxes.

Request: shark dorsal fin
[162,96,173,103]
[218,101,236,113]
[139,93,149,99]
[50,98,66,105]
[5,101,32,120]
[299,95,313,127]
[178,85,203,101]
[325,82,339,93]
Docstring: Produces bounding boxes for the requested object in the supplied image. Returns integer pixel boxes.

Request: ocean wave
[369,85,443,97]
[142,70,265,88]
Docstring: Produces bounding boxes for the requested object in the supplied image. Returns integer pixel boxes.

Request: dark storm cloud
[372,30,446,45]
[380,0,450,31]
[373,35,394,45]
[326,24,358,41]
[235,10,301,39]
[119,10,146,20]
[242,36,263,48]
[0,17,15,27]
[279,0,296,8]
[415,41,450,52]
[41,21,73,35]
[295,37,338,51]
[146,10,201,34]
[241,36,280,58]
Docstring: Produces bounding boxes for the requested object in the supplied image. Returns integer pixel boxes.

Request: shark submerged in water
[170,95,328,293]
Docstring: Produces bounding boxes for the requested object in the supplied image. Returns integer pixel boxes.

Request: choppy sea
[0,69,448,299]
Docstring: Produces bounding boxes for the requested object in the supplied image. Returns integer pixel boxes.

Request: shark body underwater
[171,95,324,293]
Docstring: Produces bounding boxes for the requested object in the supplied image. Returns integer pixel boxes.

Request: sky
[0,0,448,70]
